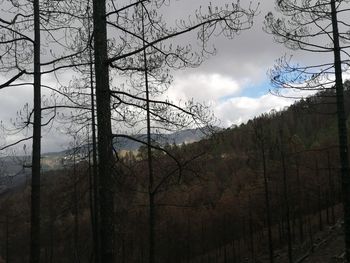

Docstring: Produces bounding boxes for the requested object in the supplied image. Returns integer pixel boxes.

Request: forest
[1,0,350,263]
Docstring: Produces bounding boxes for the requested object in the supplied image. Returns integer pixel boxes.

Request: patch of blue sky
[240,80,271,98]
[219,79,271,102]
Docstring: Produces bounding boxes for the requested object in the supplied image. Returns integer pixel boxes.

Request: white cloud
[2,1,348,153]
[215,94,293,127]
[164,72,295,128]
[215,85,319,127]
[167,73,241,103]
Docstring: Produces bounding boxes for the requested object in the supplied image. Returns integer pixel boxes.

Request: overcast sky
[0,0,341,153]
[164,0,312,127]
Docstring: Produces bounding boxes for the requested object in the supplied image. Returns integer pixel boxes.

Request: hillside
[112,127,210,151]
[0,88,349,262]
[267,217,345,263]
[0,128,208,174]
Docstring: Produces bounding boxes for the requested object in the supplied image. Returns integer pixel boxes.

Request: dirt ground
[274,220,346,263]
[302,229,344,263]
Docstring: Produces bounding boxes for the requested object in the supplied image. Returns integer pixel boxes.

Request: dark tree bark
[5,215,9,263]
[315,160,323,232]
[140,6,156,262]
[280,131,292,263]
[48,198,54,263]
[92,0,115,262]
[30,0,41,262]
[262,144,274,263]
[87,7,100,261]
[248,195,255,262]
[293,148,304,242]
[331,1,350,261]
[89,2,257,262]
[252,120,274,263]
[265,0,350,258]
[327,151,336,225]
[72,151,80,263]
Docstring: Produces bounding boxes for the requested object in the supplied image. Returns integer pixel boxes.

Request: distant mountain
[0,156,30,195]
[113,128,211,152]
[0,128,212,182]
[0,156,29,175]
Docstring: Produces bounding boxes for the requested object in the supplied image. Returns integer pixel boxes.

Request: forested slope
[0,87,349,262]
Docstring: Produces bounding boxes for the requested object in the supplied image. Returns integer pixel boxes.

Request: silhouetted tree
[251,117,274,263]
[92,1,258,262]
[265,1,350,259]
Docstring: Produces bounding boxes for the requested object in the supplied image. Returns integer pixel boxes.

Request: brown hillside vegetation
[0,88,350,262]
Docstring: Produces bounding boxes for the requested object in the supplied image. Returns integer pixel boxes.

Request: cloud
[165,72,292,127]
[0,75,72,153]
[1,0,347,153]
[0,83,33,125]
[167,73,241,103]
[166,72,318,129]
[215,94,293,127]
[215,83,319,127]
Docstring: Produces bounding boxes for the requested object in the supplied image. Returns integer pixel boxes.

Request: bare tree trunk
[30,0,41,262]
[281,139,292,263]
[306,193,314,251]
[121,237,125,263]
[248,195,255,262]
[231,240,236,263]
[252,120,274,263]
[87,6,101,260]
[223,215,228,263]
[140,5,156,263]
[149,194,155,263]
[201,219,205,263]
[327,151,336,225]
[237,238,241,262]
[315,161,323,232]
[326,191,330,225]
[88,128,95,261]
[49,199,54,263]
[186,215,191,263]
[262,145,274,263]
[5,215,9,263]
[73,152,80,263]
[295,155,304,242]
[92,0,115,261]
[331,2,350,261]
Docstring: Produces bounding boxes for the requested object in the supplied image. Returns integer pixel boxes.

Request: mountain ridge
[0,127,211,176]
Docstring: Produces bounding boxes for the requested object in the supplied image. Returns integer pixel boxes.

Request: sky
[0,0,342,153]
[163,0,311,127]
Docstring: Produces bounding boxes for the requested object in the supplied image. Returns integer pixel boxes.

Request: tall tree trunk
[295,155,304,242]
[281,139,292,263]
[87,4,101,260]
[327,151,336,225]
[30,0,41,261]
[262,144,274,263]
[73,152,80,263]
[315,160,323,231]
[186,214,191,263]
[223,215,228,263]
[231,240,236,263]
[92,0,115,261]
[5,215,9,263]
[306,193,314,251]
[331,1,350,261]
[248,195,255,262]
[140,5,156,263]
[49,198,54,263]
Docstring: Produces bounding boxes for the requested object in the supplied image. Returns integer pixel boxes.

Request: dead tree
[91,0,258,262]
[265,1,350,260]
